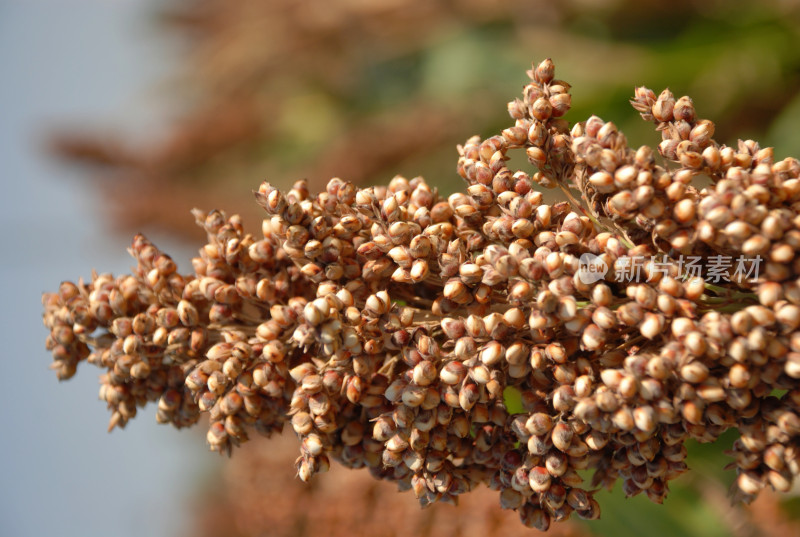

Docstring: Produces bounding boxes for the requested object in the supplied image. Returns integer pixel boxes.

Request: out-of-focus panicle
[43,59,800,531]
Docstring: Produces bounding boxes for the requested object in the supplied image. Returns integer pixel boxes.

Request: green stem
[700,303,751,314]
[703,283,728,295]
[703,282,757,301]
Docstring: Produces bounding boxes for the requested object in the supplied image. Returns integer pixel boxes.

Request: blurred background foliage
[50,0,800,535]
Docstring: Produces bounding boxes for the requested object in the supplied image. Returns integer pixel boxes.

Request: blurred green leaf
[503,385,524,415]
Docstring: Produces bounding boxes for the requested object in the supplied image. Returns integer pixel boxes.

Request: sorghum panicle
[43,59,800,531]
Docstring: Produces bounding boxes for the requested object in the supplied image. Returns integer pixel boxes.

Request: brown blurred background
[46,0,800,535]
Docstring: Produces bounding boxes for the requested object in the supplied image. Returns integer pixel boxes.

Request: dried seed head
[44,59,800,533]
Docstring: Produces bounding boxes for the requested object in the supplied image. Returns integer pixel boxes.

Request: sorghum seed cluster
[43,59,800,531]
